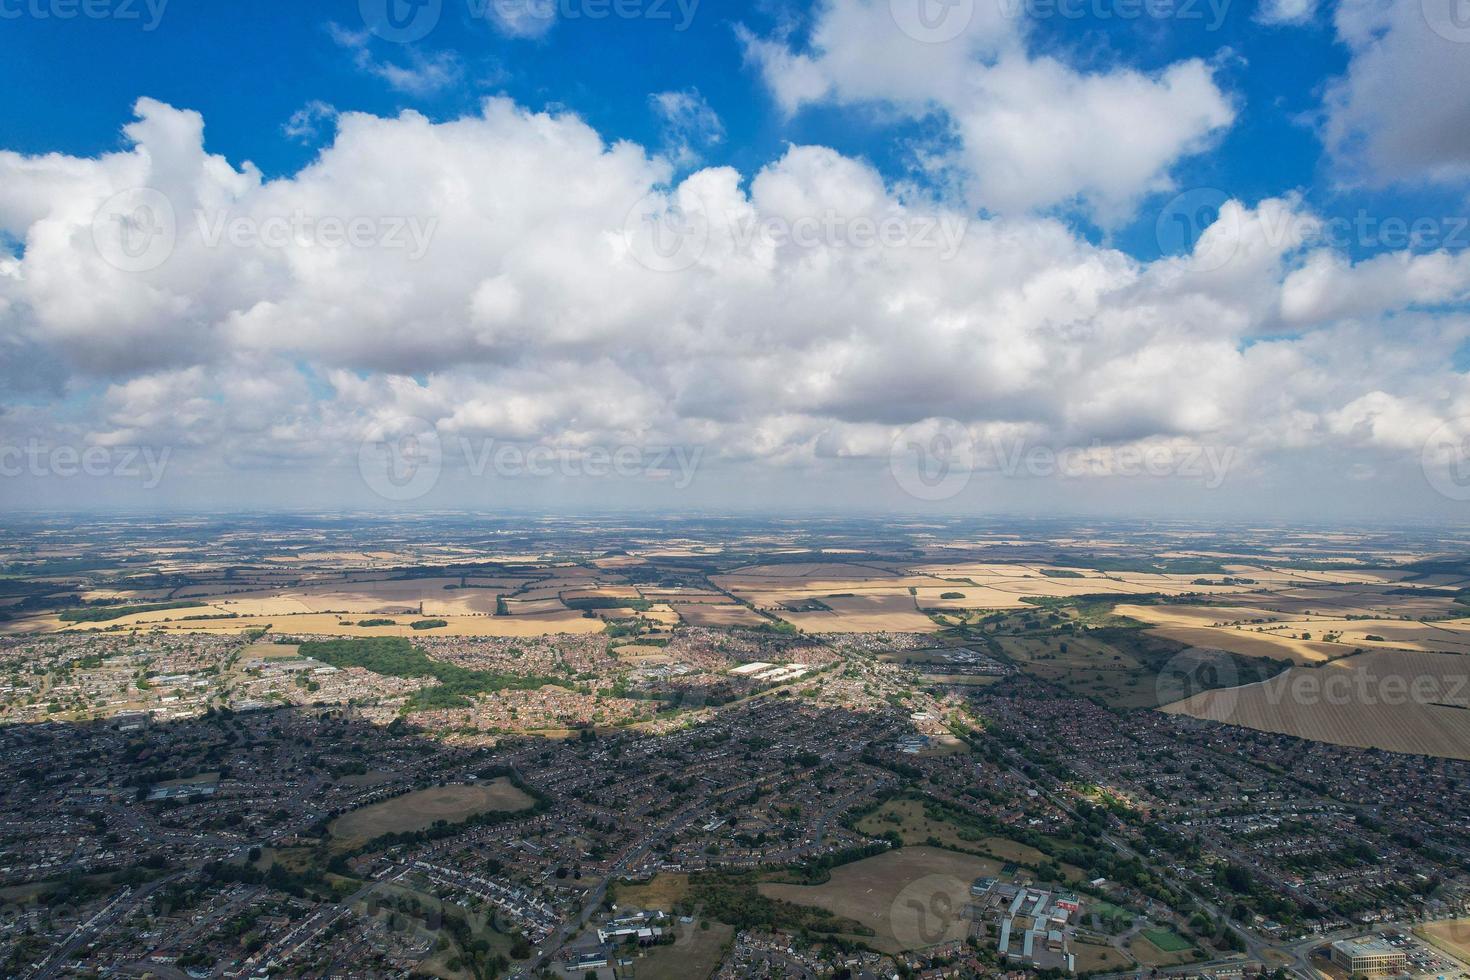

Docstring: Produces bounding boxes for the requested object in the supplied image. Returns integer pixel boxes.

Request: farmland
[1160,649,1470,760]
[672,603,770,627]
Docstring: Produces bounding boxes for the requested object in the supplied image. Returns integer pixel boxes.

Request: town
[1,516,1469,978]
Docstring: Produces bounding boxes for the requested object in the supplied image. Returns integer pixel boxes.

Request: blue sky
[1,0,1469,516]
[0,0,1427,256]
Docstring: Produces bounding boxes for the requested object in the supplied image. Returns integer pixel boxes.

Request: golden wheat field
[778,594,940,633]
[1160,649,1470,760]
[1134,625,1340,664]
[1116,604,1293,628]
[1121,586,1470,664]
[672,603,769,627]
[26,610,606,638]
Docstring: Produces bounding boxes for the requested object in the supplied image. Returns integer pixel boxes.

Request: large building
[1329,937,1408,976]
[975,880,1080,972]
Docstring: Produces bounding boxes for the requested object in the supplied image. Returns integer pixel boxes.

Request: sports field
[1141,927,1192,951]
[1130,928,1197,966]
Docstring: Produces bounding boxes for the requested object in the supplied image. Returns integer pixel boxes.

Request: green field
[1140,927,1193,952]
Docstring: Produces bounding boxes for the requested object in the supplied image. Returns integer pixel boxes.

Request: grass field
[328,779,534,845]
[1089,899,1131,920]
[242,640,299,659]
[758,846,1001,953]
[632,921,733,980]
[1416,919,1470,964]
[616,873,691,911]
[1130,929,1198,966]
[1141,927,1192,951]
[855,800,1085,880]
[1073,939,1135,972]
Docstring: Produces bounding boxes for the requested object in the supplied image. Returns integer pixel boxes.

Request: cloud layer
[740,0,1235,222]
[0,95,1468,511]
